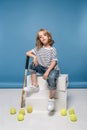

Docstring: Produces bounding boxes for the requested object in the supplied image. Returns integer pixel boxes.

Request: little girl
[24,29,60,112]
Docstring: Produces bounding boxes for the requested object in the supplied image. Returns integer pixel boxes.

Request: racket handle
[25,56,29,69]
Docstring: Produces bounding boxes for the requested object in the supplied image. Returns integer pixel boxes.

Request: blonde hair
[36,29,54,49]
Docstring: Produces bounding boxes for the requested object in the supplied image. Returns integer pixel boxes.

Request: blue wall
[0,0,87,88]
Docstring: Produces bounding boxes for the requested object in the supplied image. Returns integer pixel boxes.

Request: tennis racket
[21,56,29,108]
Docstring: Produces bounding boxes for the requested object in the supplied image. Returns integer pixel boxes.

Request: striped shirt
[32,46,59,70]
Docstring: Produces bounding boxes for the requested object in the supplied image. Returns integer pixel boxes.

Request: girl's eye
[39,36,42,39]
[44,33,47,36]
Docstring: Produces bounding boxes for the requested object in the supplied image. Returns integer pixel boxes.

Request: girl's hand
[43,71,49,80]
[33,56,38,66]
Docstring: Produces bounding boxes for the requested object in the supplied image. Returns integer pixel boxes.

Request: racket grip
[25,56,29,69]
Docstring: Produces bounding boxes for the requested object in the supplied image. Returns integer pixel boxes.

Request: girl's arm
[26,50,38,66]
[43,60,57,80]
[47,60,57,73]
[26,50,36,59]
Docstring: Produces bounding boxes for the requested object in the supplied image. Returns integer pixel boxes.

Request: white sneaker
[23,85,39,93]
[47,98,55,112]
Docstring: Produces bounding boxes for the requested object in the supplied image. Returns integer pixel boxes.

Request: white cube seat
[25,74,68,112]
[27,74,68,91]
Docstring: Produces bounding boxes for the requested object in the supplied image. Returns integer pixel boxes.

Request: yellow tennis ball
[70,114,77,122]
[19,109,25,115]
[17,114,24,121]
[60,108,67,116]
[27,106,33,113]
[69,108,75,115]
[10,108,16,115]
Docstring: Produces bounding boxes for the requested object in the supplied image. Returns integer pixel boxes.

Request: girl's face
[38,31,49,46]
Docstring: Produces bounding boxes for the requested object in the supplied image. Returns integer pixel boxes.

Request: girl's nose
[42,36,44,39]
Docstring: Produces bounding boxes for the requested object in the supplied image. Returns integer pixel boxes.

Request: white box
[27,74,68,91]
[25,74,68,112]
[57,74,68,91]
[25,98,67,112]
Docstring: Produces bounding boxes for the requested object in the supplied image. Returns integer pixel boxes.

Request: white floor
[0,88,87,130]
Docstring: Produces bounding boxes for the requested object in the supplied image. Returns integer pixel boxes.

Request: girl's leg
[30,62,47,87]
[31,72,39,87]
[23,72,39,92]
[49,90,56,99]
[47,69,59,111]
[48,90,56,112]
[23,63,39,92]
[24,63,47,93]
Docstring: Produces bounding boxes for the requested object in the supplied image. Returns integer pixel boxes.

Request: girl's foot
[23,84,39,93]
[47,98,55,112]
